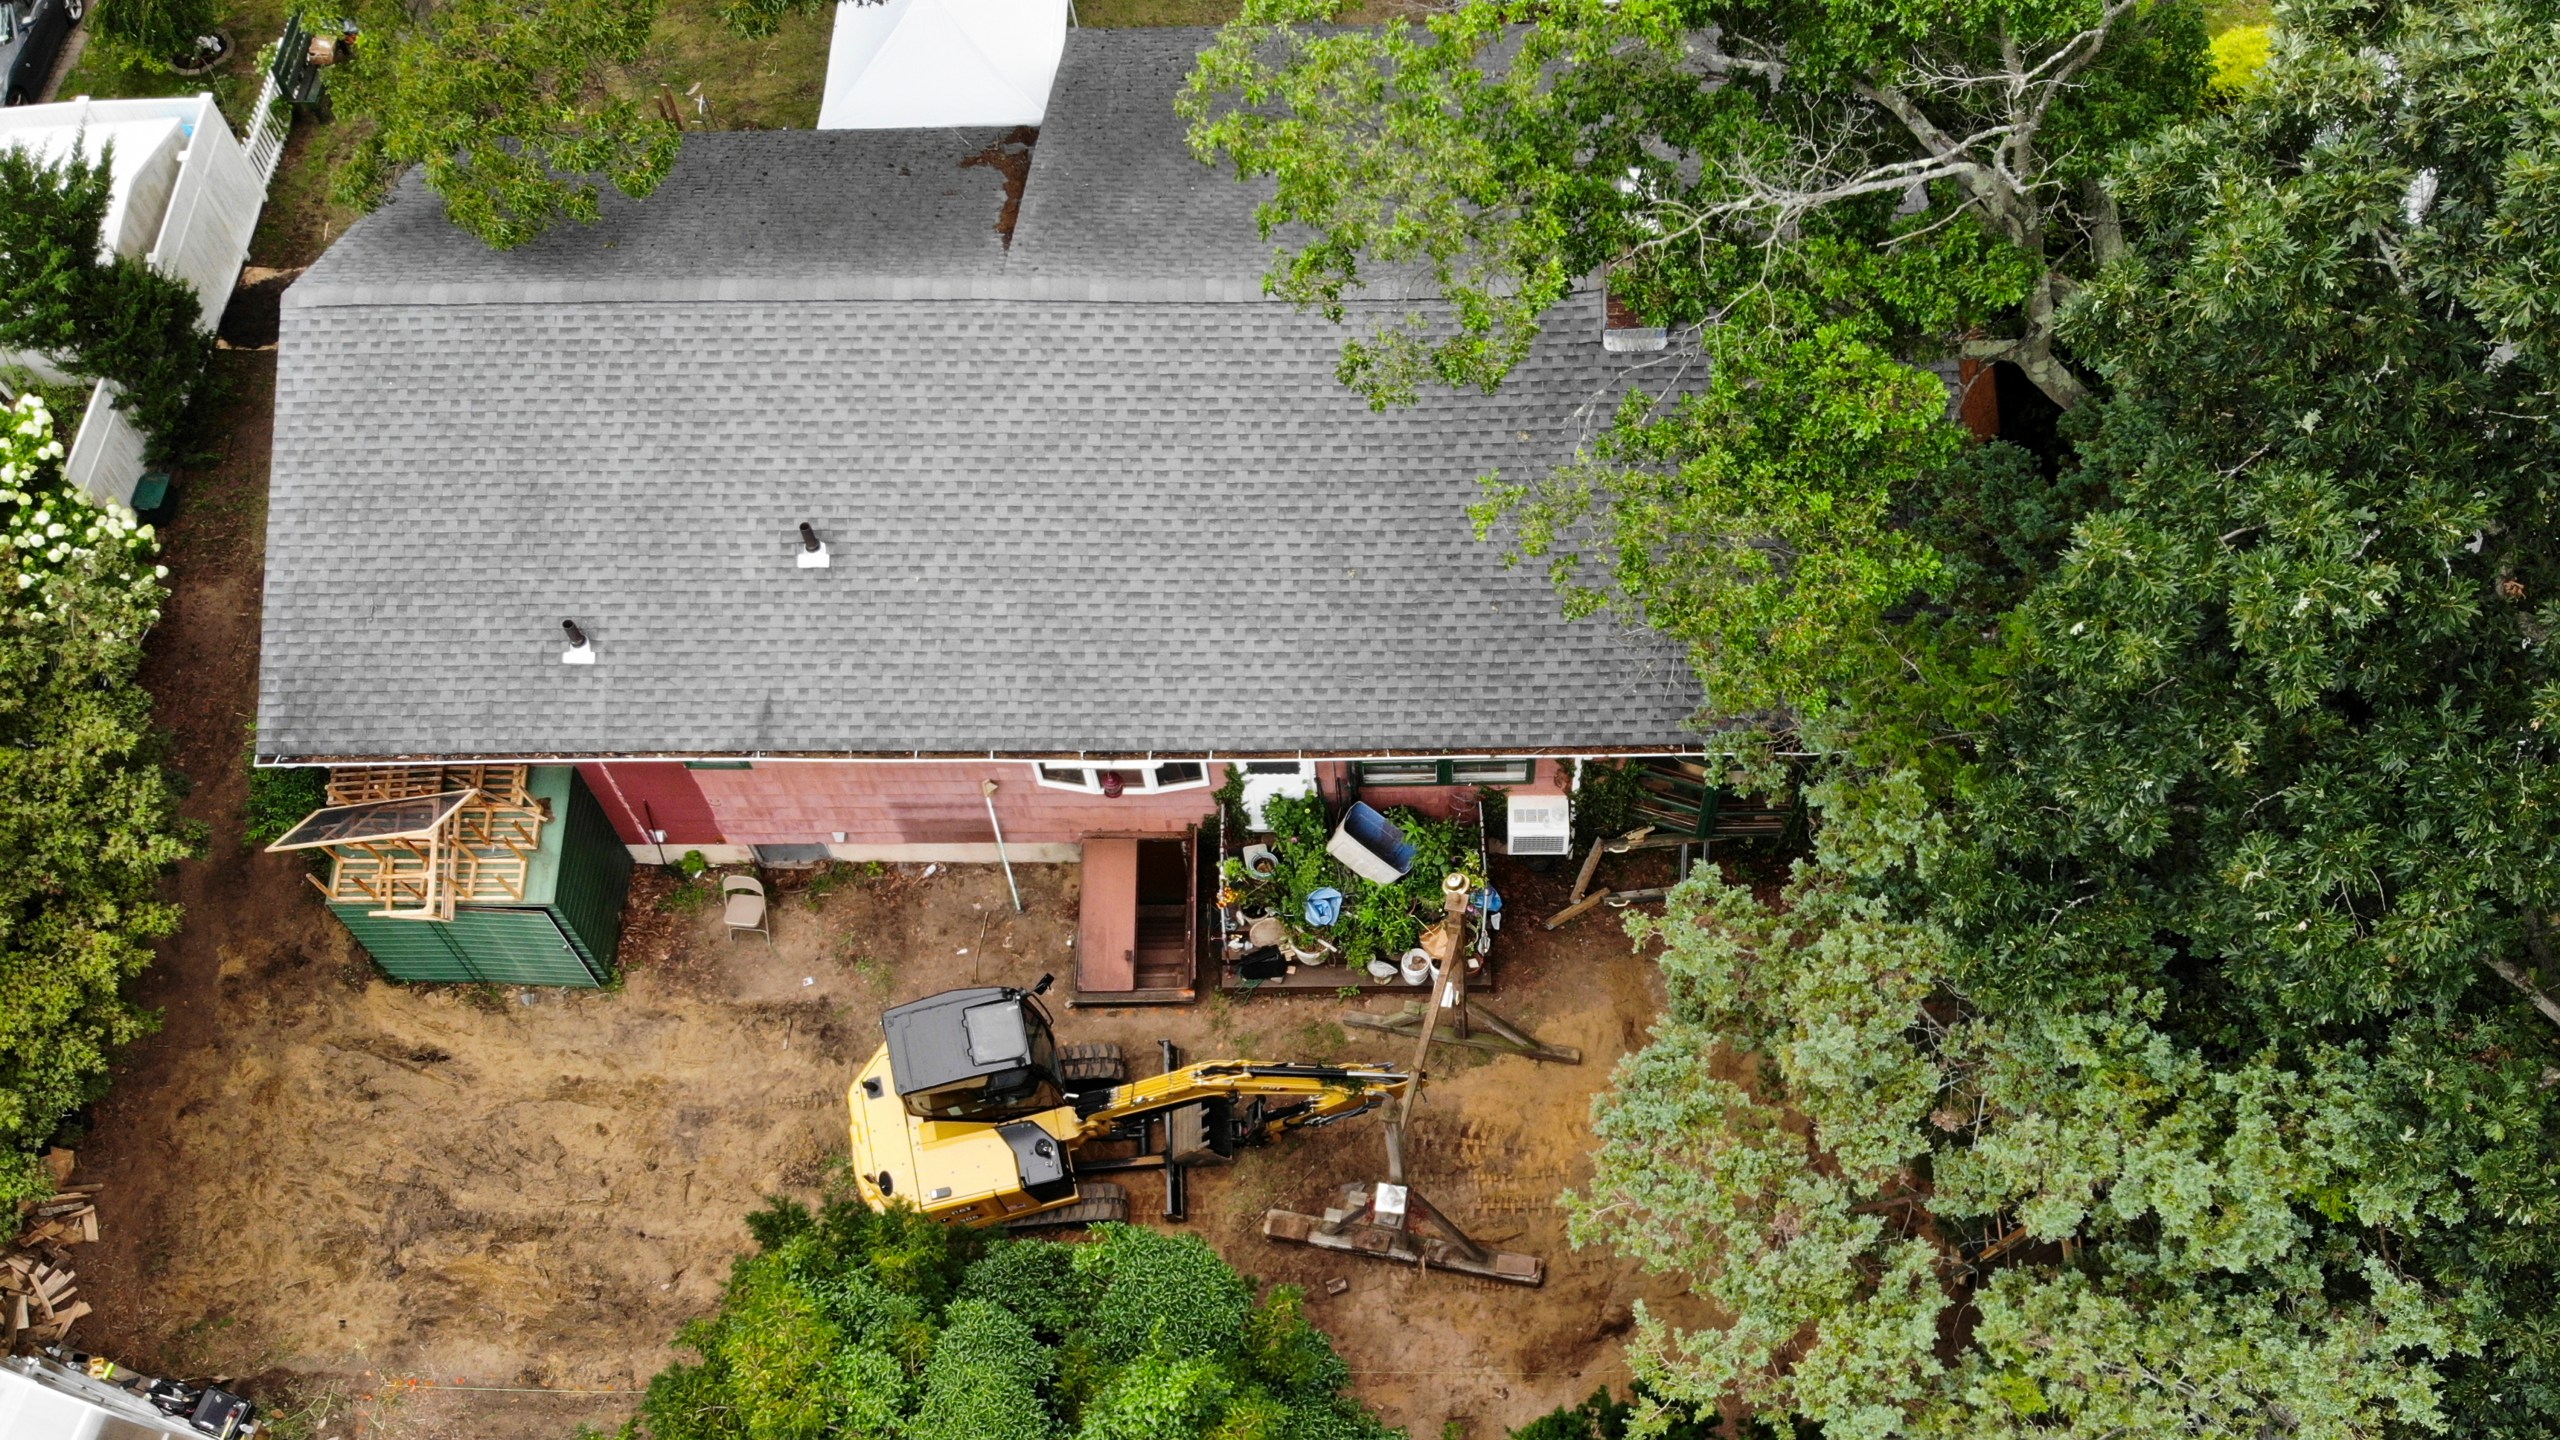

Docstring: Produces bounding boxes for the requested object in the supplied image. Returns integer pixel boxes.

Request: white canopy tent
[816,0,1069,130]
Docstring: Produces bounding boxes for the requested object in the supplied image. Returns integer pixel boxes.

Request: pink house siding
[681,762,1215,847]
[580,762,723,845]
[577,754,1589,851]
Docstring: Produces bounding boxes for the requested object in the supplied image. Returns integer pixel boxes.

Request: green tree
[1186,0,2206,731]
[627,1184,1400,1440]
[328,0,682,250]
[1554,0,2560,1434]
[1185,0,2209,409]
[1574,869,2457,1439]
[0,394,195,1206]
[0,145,214,459]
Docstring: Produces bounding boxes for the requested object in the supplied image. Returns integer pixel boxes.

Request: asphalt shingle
[257,32,1701,761]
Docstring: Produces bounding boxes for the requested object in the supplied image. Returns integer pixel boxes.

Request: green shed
[325,766,632,987]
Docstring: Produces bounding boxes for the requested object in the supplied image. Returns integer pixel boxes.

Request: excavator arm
[1071,1060,1410,1145]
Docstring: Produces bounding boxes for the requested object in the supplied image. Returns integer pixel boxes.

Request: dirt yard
[67,352,1707,1439]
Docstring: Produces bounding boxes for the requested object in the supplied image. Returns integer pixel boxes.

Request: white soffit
[816,0,1069,129]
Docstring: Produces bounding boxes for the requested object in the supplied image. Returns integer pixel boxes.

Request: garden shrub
[627,1188,1396,1440]
[911,1300,1056,1440]
[1071,1223,1253,1365]
[245,760,329,847]
[90,0,221,68]
[0,394,195,1206]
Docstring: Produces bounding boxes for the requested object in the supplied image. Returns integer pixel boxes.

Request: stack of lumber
[4,1149,98,1342]
[2,1254,90,1341]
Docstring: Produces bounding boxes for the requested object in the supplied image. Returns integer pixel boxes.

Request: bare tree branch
[2488,954,2560,1031]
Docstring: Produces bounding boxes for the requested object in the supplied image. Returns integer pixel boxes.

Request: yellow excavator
[847,977,1409,1227]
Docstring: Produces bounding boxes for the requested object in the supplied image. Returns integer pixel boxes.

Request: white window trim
[1355,757,1537,786]
[1029,761,1216,796]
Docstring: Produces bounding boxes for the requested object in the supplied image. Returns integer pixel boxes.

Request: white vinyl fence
[1,89,286,506]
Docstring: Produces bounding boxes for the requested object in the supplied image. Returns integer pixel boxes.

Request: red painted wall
[582,757,1589,848]
[687,762,1216,847]
[581,762,723,845]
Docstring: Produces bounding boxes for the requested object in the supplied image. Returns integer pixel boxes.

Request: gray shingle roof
[1008,28,1284,284]
[256,32,1701,762]
[293,128,1018,307]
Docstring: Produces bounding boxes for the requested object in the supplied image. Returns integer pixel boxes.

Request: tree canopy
[0,144,214,459]
[0,394,193,1206]
[1187,0,2560,1434]
[1186,0,2207,729]
[329,0,682,250]
[1528,0,2560,1433]
[627,1186,1396,1440]
[1186,0,2209,409]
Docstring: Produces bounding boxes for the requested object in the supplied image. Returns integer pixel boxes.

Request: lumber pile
[4,1148,98,1343]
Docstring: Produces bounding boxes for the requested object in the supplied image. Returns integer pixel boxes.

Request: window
[685,760,754,771]
[1029,761,1216,795]
[1357,758,1535,786]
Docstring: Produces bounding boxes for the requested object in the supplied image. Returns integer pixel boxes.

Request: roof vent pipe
[797,522,831,570]
[561,618,596,665]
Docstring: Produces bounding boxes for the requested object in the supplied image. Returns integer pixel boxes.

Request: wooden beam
[1543,889,1613,930]
[1343,1004,1581,1064]
[1568,839,1606,905]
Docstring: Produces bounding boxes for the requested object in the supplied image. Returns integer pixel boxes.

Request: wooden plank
[1567,839,1606,905]
[1341,1008,1582,1065]
[1543,889,1613,930]
[1075,838,1139,994]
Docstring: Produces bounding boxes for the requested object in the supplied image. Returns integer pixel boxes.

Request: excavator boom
[1073,1061,1408,1143]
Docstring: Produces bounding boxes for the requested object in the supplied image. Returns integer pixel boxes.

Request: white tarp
[816,0,1068,130]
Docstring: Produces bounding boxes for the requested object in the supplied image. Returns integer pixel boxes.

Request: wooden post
[1440,873,1471,1041]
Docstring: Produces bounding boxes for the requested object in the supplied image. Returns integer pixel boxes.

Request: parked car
[0,0,81,108]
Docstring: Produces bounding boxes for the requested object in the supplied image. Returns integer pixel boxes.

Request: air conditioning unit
[1506,796,1572,856]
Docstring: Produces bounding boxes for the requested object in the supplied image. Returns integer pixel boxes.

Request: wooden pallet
[327,764,535,809]
[314,765,549,917]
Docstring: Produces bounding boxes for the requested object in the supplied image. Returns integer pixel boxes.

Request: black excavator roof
[880,986,1045,1096]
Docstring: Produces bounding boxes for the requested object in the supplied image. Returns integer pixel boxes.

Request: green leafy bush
[90,0,220,68]
[0,395,196,1204]
[627,1187,1396,1440]
[1508,1387,1716,1440]
[245,763,329,848]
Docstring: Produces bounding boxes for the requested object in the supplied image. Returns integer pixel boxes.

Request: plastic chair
[722,874,771,945]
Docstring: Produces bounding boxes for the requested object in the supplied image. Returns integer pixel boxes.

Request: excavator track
[1059,1042,1127,1087]
[1007,1181,1128,1230]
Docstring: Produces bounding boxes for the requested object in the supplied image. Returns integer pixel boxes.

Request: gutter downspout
[983,778,1023,913]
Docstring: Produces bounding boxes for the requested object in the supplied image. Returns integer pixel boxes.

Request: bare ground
[67,352,1707,1438]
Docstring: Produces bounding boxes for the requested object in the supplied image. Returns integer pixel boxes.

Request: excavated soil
[68,353,1710,1439]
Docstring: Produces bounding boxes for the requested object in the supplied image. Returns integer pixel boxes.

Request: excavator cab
[880,984,1066,1122]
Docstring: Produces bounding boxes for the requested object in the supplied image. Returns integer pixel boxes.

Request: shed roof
[256,30,1702,762]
